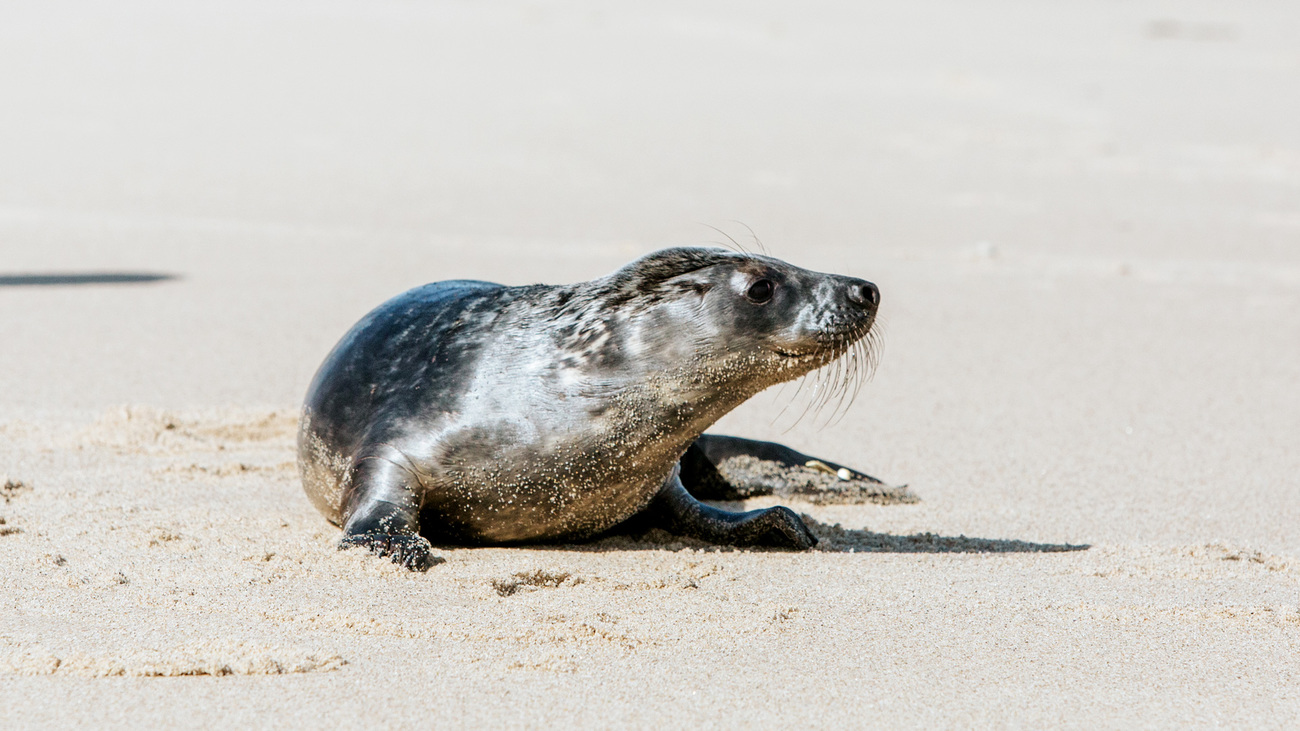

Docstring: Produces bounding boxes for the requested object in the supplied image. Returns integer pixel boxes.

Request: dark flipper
[638,466,817,550]
[679,434,898,505]
[677,441,743,500]
[339,454,443,571]
[692,434,884,483]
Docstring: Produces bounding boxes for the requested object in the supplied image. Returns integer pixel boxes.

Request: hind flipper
[691,434,884,483]
[680,434,902,505]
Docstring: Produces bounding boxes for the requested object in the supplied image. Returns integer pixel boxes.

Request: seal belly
[423,469,667,544]
[418,422,677,544]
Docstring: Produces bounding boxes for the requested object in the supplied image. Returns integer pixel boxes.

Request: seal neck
[605,354,776,447]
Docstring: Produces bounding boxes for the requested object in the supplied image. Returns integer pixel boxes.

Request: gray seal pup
[298,247,880,570]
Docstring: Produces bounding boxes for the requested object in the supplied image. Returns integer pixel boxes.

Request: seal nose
[846,280,880,309]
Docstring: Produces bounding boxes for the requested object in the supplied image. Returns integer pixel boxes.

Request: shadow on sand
[516,516,1089,555]
[800,517,1089,553]
[0,272,178,287]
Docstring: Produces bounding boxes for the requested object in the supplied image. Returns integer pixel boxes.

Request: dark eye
[745,279,775,304]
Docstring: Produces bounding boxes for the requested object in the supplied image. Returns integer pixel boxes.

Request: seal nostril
[863,282,879,307]
[848,281,879,308]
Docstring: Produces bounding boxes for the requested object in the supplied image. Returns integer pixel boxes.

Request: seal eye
[745,279,775,304]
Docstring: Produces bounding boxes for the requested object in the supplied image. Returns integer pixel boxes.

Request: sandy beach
[2,1,1298,727]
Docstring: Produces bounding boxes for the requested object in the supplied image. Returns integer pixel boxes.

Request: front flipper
[639,465,817,550]
[340,455,443,571]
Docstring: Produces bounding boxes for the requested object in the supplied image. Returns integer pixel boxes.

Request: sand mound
[714,455,918,505]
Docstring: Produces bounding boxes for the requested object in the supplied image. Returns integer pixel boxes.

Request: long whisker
[772,367,811,426]
[775,314,883,432]
[785,360,824,432]
[731,221,769,256]
[820,345,847,426]
[846,329,868,408]
[837,322,872,423]
[822,329,858,427]
[808,331,847,428]
[825,331,859,427]
[814,342,841,423]
[700,223,750,255]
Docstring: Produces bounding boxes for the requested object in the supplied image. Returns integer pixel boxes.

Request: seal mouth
[773,348,818,360]
[771,343,853,363]
[771,324,871,361]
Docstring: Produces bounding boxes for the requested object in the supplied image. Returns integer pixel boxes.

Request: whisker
[847,333,868,407]
[843,325,871,415]
[786,361,825,431]
[825,331,859,427]
[816,334,854,427]
[772,377,801,426]
[732,221,769,256]
[775,312,884,432]
[817,355,843,427]
[774,317,883,431]
[700,223,750,255]
[815,345,841,419]
[828,334,859,426]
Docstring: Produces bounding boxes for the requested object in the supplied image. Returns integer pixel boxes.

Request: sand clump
[1,478,31,536]
[1,642,345,678]
[2,476,32,503]
[492,569,582,597]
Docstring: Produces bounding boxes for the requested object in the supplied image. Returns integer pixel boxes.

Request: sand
[1,0,1298,727]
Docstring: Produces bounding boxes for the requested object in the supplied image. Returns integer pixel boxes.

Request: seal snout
[844,279,880,310]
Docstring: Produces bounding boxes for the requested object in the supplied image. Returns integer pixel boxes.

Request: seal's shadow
[798,516,1089,554]
[0,272,177,286]
[523,514,1089,555]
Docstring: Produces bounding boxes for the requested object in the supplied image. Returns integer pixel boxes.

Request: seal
[298,247,880,570]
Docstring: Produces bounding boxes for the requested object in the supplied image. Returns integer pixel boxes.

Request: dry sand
[1,1,1298,727]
